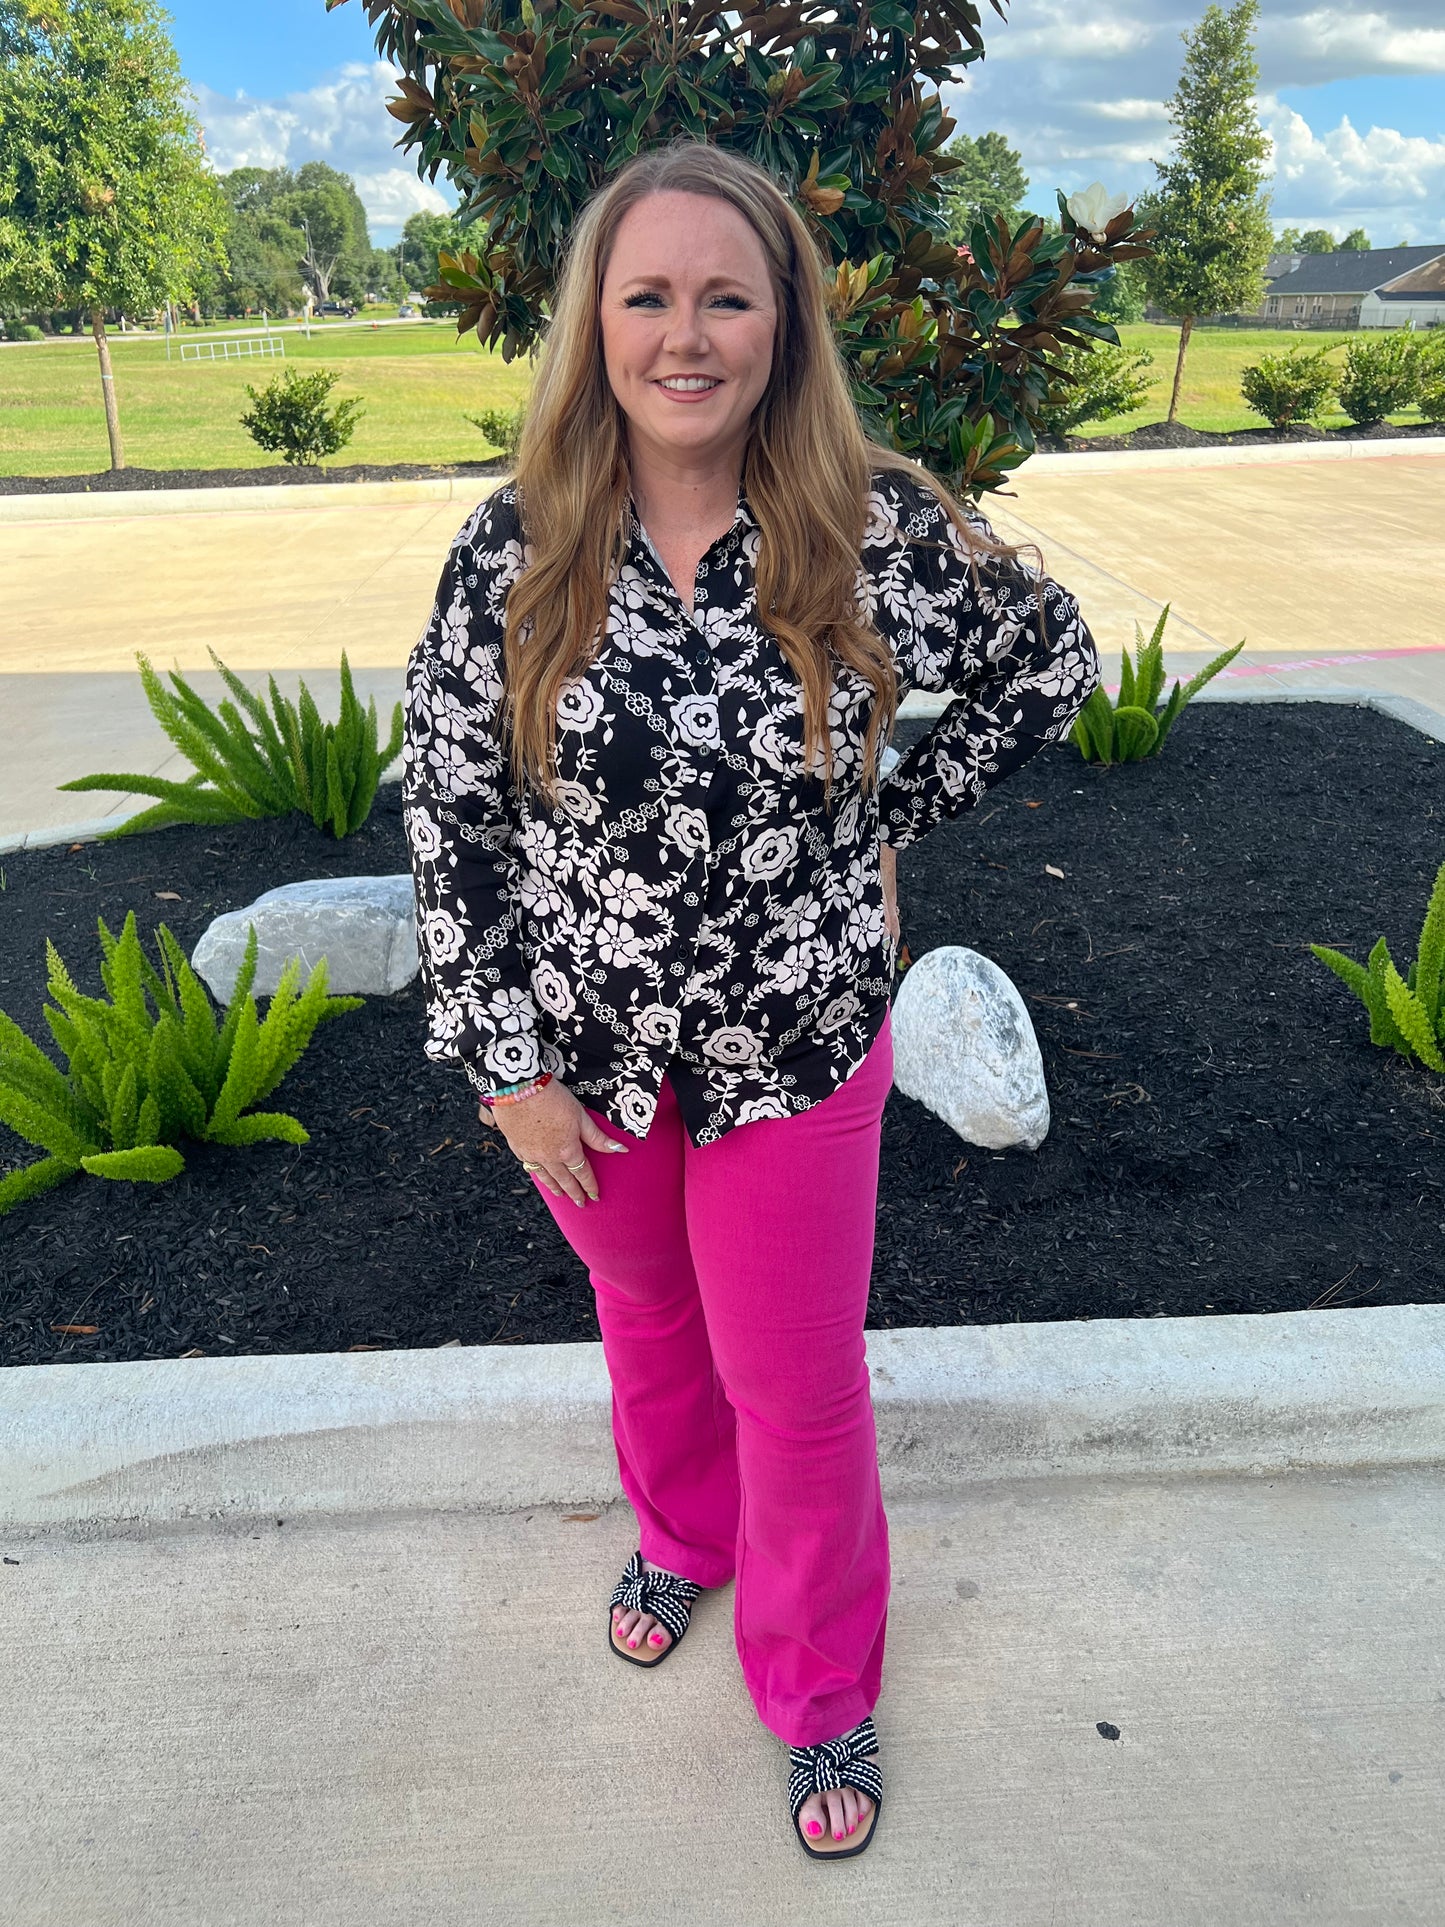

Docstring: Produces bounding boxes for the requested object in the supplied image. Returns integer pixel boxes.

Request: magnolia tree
[327,0,1152,492]
[0,0,227,469]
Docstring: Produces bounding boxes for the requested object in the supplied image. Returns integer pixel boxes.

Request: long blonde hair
[496,137,1022,811]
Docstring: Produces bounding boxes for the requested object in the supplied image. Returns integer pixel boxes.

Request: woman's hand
[880,840,899,941]
[484,1078,628,1207]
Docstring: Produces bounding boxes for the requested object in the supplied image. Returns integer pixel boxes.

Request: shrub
[1070,606,1245,766]
[3,321,45,341]
[1239,345,1337,430]
[1311,860,1445,1072]
[1335,332,1420,425]
[0,914,362,1219]
[239,365,365,466]
[1416,333,1445,423]
[466,401,527,458]
[58,647,403,840]
[1037,341,1155,437]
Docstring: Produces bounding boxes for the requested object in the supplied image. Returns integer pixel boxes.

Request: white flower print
[664,803,709,856]
[616,1083,655,1135]
[404,471,1099,1144]
[701,1024,764,1066]
[557,678,604,732]
[739,824,799,882]
[818,990,861,1034]
[672,693,720,749]
[484,1031,540,1083]
[735,1093,791,1126]
[635,1003,680,1048]
[422,907,467,966]
[530,958,576,1019]
[551,779,601,824]
[406,808,442,862]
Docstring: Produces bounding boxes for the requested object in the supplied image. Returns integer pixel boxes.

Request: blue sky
[169,0,1445,248]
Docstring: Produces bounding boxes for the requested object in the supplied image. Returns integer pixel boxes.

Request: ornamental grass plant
[59,648,403,839]
[1070,607,1245,765]
[0,913,363,1218]
[1311,859,1445,1072]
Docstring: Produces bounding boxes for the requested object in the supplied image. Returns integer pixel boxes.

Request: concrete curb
[0,474,503,524]
[3,1305,1441,1530]
[3,435,1441,524]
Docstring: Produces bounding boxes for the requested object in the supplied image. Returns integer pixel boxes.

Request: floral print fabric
[402,466,1100,1147]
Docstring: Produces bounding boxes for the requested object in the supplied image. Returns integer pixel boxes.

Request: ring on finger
[564,1158,587,1171]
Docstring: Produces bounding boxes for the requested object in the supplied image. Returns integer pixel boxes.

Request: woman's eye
[623,292,750,310]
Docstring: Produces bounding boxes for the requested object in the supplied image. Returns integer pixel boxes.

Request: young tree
[939,131,1029,240]
[328,0,1153,494]
[1138,0,1274,423]
[0,0,228,468]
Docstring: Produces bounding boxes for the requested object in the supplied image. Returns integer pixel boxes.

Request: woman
[403,139,1100,1861]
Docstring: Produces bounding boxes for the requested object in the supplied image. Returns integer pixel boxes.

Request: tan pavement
[2,454,1443,839]
[3,1468,1441,1927]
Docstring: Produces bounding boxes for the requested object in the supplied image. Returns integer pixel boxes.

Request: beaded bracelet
[479,1071,553,1109]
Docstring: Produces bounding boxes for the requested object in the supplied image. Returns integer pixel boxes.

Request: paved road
[2,454,1442,838]
[3,1467,1440,1927]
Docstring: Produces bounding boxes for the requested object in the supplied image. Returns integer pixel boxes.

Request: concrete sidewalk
[2,450,1443,839]
[3,1467,1440,1927]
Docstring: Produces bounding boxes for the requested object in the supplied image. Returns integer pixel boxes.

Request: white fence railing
[178,337,286,365]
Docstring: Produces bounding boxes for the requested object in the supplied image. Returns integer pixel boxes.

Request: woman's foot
[794,1751,880,1848]
[609,1557,688,1656]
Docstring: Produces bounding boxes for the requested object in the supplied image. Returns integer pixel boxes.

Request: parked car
[317,300,356,318]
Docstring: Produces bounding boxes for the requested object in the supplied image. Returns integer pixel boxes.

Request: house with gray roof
[1256,246,1445,329]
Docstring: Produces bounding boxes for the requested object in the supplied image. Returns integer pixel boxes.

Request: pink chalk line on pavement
[1101,640,1445,695]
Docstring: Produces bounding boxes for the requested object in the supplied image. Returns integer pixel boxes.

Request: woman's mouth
[654,377,723,400]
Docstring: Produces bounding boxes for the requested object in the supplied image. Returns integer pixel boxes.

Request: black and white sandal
[788,1715,884,1860]
[607,1548,704,1668]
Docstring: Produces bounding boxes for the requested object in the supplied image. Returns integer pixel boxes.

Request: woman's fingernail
[574,1198,584,1208]
[805,1821,823,1837]
[606,1141,625,1151]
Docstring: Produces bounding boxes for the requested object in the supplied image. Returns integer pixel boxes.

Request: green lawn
[1093,323,1424,435]
[0,316,1432,477]
[0,319,531,476]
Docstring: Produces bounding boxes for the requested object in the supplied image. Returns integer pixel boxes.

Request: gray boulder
[891,945,1051,1151]
[191,875,419,1004]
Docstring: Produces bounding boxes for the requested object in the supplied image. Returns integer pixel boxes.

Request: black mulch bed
[0,459,511,496]
[1050,418,1443,454]
[2,703,1442,1367]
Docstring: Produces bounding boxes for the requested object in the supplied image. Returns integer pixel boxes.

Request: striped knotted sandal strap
[608,1549,703,1646]
[786,1716,883,1824]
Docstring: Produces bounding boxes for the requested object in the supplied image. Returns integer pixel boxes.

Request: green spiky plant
[1310,859,1445,1072]
[57,647,403,839]
[0,912,363,1218]
[1070,606,1246,766]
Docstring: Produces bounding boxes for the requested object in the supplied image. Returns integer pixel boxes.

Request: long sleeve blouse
[402,464,1100,1147]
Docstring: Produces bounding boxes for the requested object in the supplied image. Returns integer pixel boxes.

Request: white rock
[191,875,419,1004]
[891,945,1051,1151]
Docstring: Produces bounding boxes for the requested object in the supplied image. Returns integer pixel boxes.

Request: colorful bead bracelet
[479,1071,553,1109]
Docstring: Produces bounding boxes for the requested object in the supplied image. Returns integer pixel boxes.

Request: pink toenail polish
[627,1638,637,1647]
[834,1829,843,1840]
[649,1632,663,1644]
[805,1821,822,1837]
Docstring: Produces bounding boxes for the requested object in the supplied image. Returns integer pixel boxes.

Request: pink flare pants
[530,1008,895,1748]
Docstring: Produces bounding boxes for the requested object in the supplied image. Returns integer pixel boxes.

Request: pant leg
[528,1072,739,1589]
[682,1007,894,1747]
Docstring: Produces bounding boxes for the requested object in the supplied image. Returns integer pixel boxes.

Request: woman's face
[599,189,779,482]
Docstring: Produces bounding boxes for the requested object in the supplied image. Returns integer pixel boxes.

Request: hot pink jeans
[530,1008,894,1748]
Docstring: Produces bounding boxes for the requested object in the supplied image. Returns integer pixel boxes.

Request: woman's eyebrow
[619,273,753,290]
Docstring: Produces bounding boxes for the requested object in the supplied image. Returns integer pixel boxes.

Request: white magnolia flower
[1065,182,1131,243]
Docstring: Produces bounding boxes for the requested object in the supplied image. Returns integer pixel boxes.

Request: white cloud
[1262,99,1445,235]
[191,63,451,241]
[942,0,1444,243]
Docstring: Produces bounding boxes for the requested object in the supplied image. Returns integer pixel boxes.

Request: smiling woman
[399,138,1102,1860]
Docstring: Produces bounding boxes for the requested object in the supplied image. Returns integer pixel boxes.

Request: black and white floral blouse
[402,465,1100,1146]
